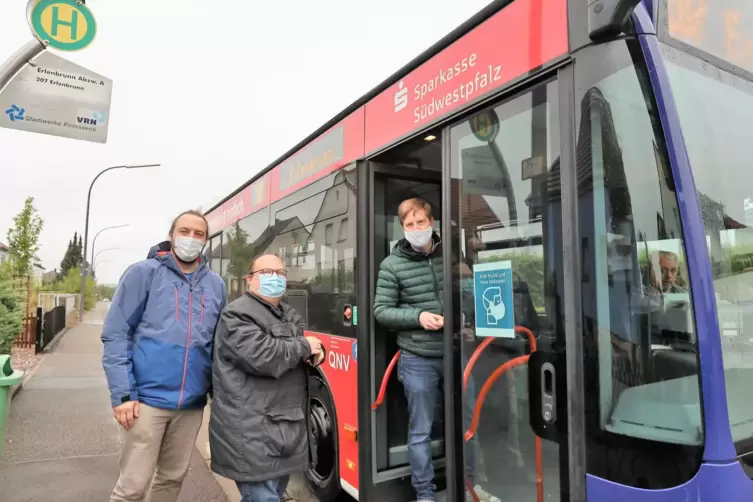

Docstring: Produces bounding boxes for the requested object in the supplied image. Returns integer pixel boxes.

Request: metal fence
[37,306,66,353]
[12,292,78,352]
[37,293,77,313]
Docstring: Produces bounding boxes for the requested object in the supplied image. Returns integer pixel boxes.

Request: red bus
[203,0,753,500]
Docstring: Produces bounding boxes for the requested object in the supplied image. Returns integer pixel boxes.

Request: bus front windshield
[661,43,753,451]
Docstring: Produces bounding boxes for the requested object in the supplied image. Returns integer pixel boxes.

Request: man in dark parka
[209,252,325,502]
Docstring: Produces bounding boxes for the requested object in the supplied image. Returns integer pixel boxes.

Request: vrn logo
[77,111,106,126]
[394,80,408,113]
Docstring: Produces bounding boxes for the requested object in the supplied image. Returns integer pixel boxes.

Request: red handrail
[464,325,543,502]
[371,350,400,410]
[372,325,544,502]
[463,326,537,391]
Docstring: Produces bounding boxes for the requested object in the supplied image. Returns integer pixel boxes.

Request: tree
[76,234,83,265]
[58,232,78,279]
[6,197,44,277]
[59,231,85,279]
[226,222,254,280]
[0,274,23,354]
[55,266,96,310]
[96,284,116,301]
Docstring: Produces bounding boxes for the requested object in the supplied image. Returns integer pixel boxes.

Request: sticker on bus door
[473,260,515,338]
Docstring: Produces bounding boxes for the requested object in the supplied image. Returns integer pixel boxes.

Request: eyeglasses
[248,268,288,278]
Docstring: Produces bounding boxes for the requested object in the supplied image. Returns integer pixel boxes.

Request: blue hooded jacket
[101,241,227,410]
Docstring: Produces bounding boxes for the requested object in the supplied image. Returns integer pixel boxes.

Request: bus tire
[306,372,343,502]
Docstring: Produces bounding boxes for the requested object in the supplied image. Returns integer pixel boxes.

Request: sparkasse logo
[394,80,408,112]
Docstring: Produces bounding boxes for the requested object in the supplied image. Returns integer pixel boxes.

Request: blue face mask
[256,274,286,298]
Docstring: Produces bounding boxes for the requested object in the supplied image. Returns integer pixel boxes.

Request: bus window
[661,42,753,459]
[208,233,222,275]
[220,207,271,302]
[264,165,357,338]
[574,39,703,488]
[449,79,563,501]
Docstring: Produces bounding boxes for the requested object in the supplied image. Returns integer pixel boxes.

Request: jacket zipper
[177,286,192,410]
[175,259,207,410]
[428,258,443,310]
[174,287,179,320]
[200,293,205,323]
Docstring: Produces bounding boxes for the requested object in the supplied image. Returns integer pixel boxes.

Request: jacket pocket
[263,407,306,458]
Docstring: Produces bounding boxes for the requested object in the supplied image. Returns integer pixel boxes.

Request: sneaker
[466,484,501,502]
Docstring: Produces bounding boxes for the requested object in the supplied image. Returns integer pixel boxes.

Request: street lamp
[92,247,119,274]
[91,224,129,270]
[92,259,112,276]
[79,164,159,320]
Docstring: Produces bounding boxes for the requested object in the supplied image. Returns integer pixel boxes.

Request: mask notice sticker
[473,260,515,338]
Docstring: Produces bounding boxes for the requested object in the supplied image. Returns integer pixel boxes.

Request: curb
[43,326,69,354]
[10,326,71,401]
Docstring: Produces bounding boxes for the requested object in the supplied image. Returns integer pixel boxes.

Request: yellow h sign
[30,0,97,51]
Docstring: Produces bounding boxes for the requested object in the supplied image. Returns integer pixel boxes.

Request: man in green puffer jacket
[374,197,499,502]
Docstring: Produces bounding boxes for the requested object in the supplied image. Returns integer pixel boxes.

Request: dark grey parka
[209,292,317,483]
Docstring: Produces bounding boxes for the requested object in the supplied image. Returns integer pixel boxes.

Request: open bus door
[358,79,570,502]
[357,159,445,501]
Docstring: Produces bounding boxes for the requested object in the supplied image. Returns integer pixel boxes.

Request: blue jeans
[398,351,477,501]
[236,475,290,502]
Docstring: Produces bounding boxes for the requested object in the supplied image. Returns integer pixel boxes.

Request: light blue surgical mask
[257,274,286,298]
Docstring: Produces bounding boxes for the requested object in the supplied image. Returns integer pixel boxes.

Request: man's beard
[175,256,197,265]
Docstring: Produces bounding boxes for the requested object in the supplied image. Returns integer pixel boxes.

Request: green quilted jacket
[373,234,445,358]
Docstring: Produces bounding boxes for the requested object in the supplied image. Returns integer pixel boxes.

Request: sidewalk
[0,303,229,502]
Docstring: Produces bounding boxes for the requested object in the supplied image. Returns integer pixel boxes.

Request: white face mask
[404,227,433,249]
[173,236,204,262]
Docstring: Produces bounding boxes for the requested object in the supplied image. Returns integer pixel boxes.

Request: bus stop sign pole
[0,39,45,95]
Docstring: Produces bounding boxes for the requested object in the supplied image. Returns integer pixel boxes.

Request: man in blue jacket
[101,210,226,502]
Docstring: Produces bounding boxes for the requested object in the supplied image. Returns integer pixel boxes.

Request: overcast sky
[0,0,491,284]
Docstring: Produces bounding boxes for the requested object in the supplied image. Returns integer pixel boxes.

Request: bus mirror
[588,0,641,41]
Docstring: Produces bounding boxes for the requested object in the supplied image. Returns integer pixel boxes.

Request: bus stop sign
[470,108,500,143]
[28,0,97,52]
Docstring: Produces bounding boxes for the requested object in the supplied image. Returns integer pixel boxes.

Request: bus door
[441,79,570,502]
[357,145,446,501]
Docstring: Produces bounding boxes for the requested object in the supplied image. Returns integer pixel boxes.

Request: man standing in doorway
[101,210,227,502]
[373,198,499,502]
[209,252,325,502]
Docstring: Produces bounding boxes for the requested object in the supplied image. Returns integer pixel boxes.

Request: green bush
[0,275,23,355]
[39,267,97,311]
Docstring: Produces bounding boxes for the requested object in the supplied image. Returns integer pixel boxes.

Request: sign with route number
[0,50,112,143]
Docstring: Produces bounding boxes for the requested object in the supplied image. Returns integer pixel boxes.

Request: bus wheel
[306,374,342,501]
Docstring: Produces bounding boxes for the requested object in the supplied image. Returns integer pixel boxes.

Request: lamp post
[91,224,128,271]
[79,164,159,320]
[92,259,112,276]
[92,247,119,276]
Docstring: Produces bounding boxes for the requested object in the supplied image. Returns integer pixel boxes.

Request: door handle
[540,362,556,425]
[528,350,563,441]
